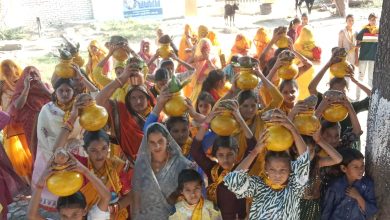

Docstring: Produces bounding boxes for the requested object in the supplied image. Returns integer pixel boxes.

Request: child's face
[265,158,291,186]
[302,16,309,25]
[59,207,87,220]
[239,98,257,120]
[169,121,190,146]
[197,100,212,116]
[341,159,365,181]
[215,147,236,170]
[281,83,298,106]
[156,79,168,89]
[182,181,202,205]
[321,127,340,148]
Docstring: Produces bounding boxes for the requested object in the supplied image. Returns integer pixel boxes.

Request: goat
[296,0,315,15]
[224,3,239,27]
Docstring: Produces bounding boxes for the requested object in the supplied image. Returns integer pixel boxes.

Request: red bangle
[35,184,44,190]
[202,123,209,129]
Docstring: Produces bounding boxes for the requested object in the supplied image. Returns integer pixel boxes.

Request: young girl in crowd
[191,102,256,220]
[288,18,301,43]
[201,69,226,102]
[299,132,342,220]
[224,112,310,220]
[190,91,215,137]
[321,148,378,220]
[27,154,111,220]
[169,169,222,220]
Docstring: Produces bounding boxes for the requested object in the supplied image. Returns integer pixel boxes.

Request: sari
[139,39,156,74]
[109,85,155,161]
[132,123,193,219]
[253,28,273,60]
[86,40,110,84]
[0,111,29,220]
[229,34,251,63]
[178,25,196,73]
[32,102,84,210]
[9,66,51,159]
[78,155,131,220]
[185,38,216,103]
[0,60,32,181]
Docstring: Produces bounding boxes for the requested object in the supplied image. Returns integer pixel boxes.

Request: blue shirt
[321,175,378,220]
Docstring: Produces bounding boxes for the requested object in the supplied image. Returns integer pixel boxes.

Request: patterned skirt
[300,198,320,220]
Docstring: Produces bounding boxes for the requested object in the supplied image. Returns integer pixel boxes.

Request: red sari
[9,66,51,159]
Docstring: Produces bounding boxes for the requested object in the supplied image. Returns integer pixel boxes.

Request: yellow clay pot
[293,111,321,135]
[210,111,239,136]
[237,68,259,90]
[330,57,350,78]
[54,59,75,78]
[277,62,299,80]
[323,104,349,122]
[265,124,294,151]
[275,34,289,48]
[159,43,172,59]
[113,48,129,62]
[47,170,84,196]
[79,101,109,131]
[164,93,188,117]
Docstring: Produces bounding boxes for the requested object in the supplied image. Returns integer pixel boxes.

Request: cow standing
[224,3,239,27]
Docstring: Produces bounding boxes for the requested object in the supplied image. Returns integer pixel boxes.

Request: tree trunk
[365,0,390,219]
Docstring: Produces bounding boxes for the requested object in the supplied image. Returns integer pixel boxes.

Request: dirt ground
[1,1,382,218]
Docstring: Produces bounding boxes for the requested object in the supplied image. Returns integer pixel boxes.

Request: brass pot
[330,57,350,78]
[323,104,348,122]
[293,111,320,135]
[265,123,294,151]
[54,59,75,78]
[79,101,109,131]
[277,62,299,80]
[164,93,188,117]
[236,68,259,90]
[210,111,239,136]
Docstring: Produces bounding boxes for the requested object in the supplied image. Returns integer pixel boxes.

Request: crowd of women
[0,11,380,220]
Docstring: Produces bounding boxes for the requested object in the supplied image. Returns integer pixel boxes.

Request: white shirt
[87,205,110,220]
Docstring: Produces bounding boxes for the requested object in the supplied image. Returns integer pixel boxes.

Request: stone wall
[1,0,94,27]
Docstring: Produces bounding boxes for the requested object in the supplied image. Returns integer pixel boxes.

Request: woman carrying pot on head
[32,78,85,210]
[96,57,156,167]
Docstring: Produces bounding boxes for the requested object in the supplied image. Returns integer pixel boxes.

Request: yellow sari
[253,28,271,59]
[80,157,129,220]
[86,40,107,84]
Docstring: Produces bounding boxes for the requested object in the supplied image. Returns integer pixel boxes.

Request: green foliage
[0,27,26,40]
[100,19,158,42]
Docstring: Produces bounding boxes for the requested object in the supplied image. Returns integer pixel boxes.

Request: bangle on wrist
[202,122,209,129]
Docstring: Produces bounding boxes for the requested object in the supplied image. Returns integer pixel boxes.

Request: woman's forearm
[13,92,29,110]
[235,151,258,171]
[308,62,330,95]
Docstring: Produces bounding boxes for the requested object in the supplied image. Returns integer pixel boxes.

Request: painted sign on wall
[123,0,163,18]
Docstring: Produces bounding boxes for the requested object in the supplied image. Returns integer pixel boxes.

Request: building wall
[1,0,94,27]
